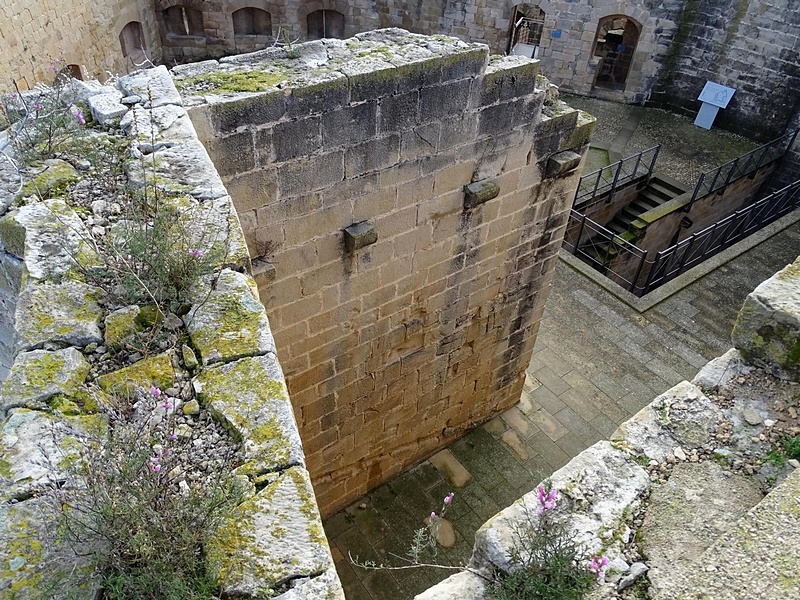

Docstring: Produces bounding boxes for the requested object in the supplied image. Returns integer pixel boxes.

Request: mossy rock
[96,352,175,397]
[1,348,90,414]
[15,159,78,202]
[206,466,332,598]
[193,354,302,473]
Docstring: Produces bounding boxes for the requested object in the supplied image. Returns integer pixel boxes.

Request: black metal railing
[684,128,800,212]
[574,145,660,209]
[643,180,800,294]
[564,209,649,293]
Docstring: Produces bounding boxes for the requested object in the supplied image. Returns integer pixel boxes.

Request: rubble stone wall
[181,30,592,515]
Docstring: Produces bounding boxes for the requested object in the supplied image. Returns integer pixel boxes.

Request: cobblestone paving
[322,98,800,600]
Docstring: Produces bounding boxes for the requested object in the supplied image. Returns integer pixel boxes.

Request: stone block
[193,354,304,473]
[344,134,400,178]
[344,221,378,252]
[286,71,349,118]
[184,269,276,365]
[379,90,420,133]
[732,258,800,380]
[277,151,344,197]
[478,101,516,137]
[117,65,182,108]
[340,59,398,103]
[252,258,276,287]
[96,353,175,397]
[481,57,540,105]
[322,102,378,149]
[546,150,582,178]
[207,90,286,134]
[272,116,322,163]
[87,92,127,125]
[419,79,473,122]
[464,179,500,209]
[203,130,255,176]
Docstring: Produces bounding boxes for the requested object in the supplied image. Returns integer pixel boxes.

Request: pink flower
[590,555,609,581]
[188,248,203,259]
[536,485,557,512]
[70,107,85,125]
[430,512,436,522]
[170,433,178,441]
[150,386,162,398]
[148,463,161,473]
[444,492,454,505]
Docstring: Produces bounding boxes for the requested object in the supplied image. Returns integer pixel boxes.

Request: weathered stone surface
[464,179,500,209]
[546,150,582,178]
[1,348,89,414]
[1,197,98,281]
[117,65,182,108]
[207,466,334,598]
[612,381,723,461]
[641,461,763,599]
[193,354,303,473]
[15,160,79,203]
[88,92,126,125]
[103,306,141,347]
[184,195,251,272]
[120,104,196,144]
[692,348,753,390]
[414,571,486,600]
[14,282,103,351]
[127,139,228,201]
[185,269,276,365]
[343,221,378,252]
[429,449,472,488]
[96,353,175,397]
[272,564,345,600]
[0,408,106,502]
[0,495,99,598]
[732,257,800,380]
[659,467,800,599]
[474,441,648,573]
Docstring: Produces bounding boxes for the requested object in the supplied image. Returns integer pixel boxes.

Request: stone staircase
[605,174,688,236]
[578,174,688,268]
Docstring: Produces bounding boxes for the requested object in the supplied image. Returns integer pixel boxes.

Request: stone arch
[591,14,642,91]
[119,22,147,57]
[296,2,351,39]
[232,7,273,36]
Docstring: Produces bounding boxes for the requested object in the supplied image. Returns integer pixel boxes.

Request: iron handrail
[684,128,800,212]
[574,145,661,210]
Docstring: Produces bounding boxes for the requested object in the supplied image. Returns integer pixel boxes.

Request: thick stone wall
[0,0,161,89]
[180,30,592,515]
[649,0,800,141]
[0,68,342,598]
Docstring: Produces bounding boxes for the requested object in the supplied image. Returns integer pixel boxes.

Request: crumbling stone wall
[180,29,592,515]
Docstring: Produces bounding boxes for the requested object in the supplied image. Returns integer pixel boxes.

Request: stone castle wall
[4,0,800,141]
[649,0,800,141]
[180,30,592,515]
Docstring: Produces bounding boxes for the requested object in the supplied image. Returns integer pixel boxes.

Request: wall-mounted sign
[695,81,736,130]
[551,30,561,38]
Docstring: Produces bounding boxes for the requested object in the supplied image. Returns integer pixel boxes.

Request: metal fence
[574,145,660,209]
[642,180,800,294]
[565,180,800,296]
[684,128,800,211]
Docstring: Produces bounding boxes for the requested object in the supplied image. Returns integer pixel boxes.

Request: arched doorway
[507,5,545,59]
[592,15,640,91]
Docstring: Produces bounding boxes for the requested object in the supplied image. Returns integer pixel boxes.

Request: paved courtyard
[322,97,800,600]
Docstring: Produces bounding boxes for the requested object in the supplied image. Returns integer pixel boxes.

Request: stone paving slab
[323,95,800,600]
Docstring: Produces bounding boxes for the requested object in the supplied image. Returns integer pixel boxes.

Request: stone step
[656,466,800,599]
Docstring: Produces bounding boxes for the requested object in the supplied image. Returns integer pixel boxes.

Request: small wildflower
[536,485,557,512]
[170,433,178,441]
[590,555,609,581]
[188,248,203,259]
[150,386,162,398]
[70,106,85,125]
[148,463,162,473]
[444,492,454,505]
[430,511,436,522]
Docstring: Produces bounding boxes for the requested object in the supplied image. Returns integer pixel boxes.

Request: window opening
[233,8,272,36]
[163,5,204,37]
[507,5,545,59]
[307,9,345,40]
[592,16,640,90]
[119,21,146,57]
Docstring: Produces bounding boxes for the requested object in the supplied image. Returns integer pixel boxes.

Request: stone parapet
[0,67,342,598]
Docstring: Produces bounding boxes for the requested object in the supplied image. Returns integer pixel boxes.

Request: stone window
[119,21,146,57]
[163,5,204,37]
[592,15,640,91]
[233,8,272,36]
[306,9,345,40]
[508,5,545,58]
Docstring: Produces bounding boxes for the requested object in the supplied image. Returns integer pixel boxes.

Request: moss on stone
[96,353,175,396]
[0,212,26,257]
[0,457,11,479]
[16,160,79,201]
[178,68,291,94]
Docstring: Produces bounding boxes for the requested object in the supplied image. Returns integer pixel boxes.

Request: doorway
[592,15,640,91]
